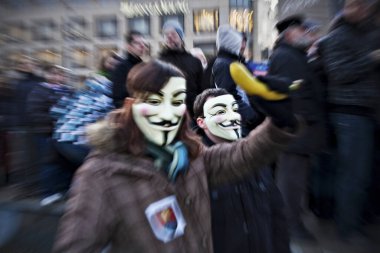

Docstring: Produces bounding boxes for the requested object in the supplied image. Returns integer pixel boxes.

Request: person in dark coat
[212,25,258,135]
[268,14,326,241]
[318,0,380,240]
[110,30,147,108]
[158,20,204,118]
[193,88,290,253]
[26,65,73,200]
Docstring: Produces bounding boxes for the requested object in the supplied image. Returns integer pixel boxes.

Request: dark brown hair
[125,30,143,43]
[108,60,202,158]
[193,88,229,119]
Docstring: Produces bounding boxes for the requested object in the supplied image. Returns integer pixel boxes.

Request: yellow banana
[230,62,300,101]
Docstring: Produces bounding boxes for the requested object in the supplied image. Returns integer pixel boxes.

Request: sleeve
[204,118,298,186]
[53,160,117,253]
[320,32,374,85]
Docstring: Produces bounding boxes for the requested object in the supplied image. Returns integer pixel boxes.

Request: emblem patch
[145,195,186,243]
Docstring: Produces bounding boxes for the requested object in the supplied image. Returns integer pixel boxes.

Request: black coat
[319,17,380,116]
[212,50,258,132]
[158,48,203,117]
[268,42,325,154]
[110,52,142,108]
[26,82,72,133]
[202,135,290,253]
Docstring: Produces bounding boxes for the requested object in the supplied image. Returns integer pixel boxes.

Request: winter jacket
[319,17,380,116]
[26,82,73,133]
[268,42,325,154]
[51,73,114,145]
[212,50,258,130]
[158,48,203,117]
[201,135,290,253]
[53,119,297,253]
[110,52,142,108]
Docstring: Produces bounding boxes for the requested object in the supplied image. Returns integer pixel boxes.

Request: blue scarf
[146,141,189,182]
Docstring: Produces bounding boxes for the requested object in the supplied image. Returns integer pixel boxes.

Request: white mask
[132,77,187,146]
[203,94,241,141]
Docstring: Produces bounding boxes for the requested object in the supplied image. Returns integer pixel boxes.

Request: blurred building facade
[0,0,343,76]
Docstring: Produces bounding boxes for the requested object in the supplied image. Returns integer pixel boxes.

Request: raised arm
[204,118,297,186]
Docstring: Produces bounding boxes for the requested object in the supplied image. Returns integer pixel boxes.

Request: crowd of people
[1,0,380,252]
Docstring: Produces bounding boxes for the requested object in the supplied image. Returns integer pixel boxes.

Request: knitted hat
[216,24,242,56]
[162,20,184,41]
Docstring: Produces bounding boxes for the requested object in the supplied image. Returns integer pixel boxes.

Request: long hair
[108,60,202,159]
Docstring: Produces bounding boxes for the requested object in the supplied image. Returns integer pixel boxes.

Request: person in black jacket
[158,20,203,118]
[269,15,325,242]
[318,0,380,241]
[193,88,291,253]
[26,65,73,201]
[110,30,147,108]
[212,25,258,135]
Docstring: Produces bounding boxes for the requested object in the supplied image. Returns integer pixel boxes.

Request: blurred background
[0,0,344,85]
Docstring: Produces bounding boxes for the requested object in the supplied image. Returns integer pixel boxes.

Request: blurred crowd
[1,0,380,252]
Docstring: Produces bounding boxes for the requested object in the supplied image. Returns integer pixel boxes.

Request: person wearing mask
[158,20,203,118]
[318,0,380,241]
[53,60,300,253]
[268,15,325,241]
[193,88,291,253]
[110,30,147,108]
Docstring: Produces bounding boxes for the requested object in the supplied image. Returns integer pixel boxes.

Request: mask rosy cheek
[136,105,150,116]
[214,116,225,123]
[178,104,187,115]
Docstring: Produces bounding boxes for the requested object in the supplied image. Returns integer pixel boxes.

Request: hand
[249,96,297,129]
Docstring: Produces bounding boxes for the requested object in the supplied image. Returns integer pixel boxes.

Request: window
[229,8,253,33]
[229,0,252,9]
[69,47,90,68]
[193,9,219,33]
[95,16,118,39]
[160,14,185,32]
[128,16,150,36]
[62,16,88,41]
[35,49,61,65]
[32,19,58,41]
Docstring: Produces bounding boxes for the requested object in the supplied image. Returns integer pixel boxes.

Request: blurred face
[163,28,183,49]
[200,95,241,141]
[127,35,147,57]
[104,56,119,71]
[46,68,65,85]
[132,77,187,146]
[304,29,321,45]
[286,26,313,50]
[344,0,371,24]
